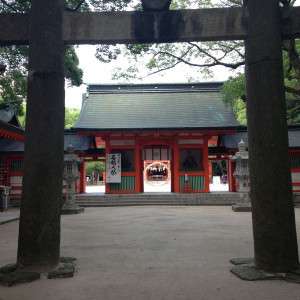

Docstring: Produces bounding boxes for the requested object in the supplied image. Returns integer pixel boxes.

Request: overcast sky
[65,46,232,109]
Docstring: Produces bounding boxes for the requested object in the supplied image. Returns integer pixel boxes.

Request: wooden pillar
[17,0,65,272]
[228,160,235,192]
[140,155,144,193]
[105,138,110,194]
[173,137,179,193]
[80,161,86,193]
[245,0,299,271]
[170,145,175,193]
[135,137,141,193]
[203,136,210,192]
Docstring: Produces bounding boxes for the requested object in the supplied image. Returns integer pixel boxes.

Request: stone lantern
[62,144,84,214]
[229,140,251,212]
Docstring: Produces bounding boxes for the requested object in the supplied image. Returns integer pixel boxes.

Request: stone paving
[0,206,299,299]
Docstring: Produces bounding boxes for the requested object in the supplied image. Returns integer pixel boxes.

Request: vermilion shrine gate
[0,0,299,273]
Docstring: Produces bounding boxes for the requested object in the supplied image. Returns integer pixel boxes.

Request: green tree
[97,0,245,81]
[18,104,26,127]
[65,107,80,128]
[96,0,300,124]
[86,161,105,178]
[221,37,300,125]
[17,106,81,128]
[0,44,83,116]
[0,1,85,116]
[0,0,137,116]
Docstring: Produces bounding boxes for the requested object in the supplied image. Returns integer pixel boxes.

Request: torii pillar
[245,0,299,271]
[17,0,65,272]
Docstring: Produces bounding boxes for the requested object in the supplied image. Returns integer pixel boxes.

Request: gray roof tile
[72,83,242,131]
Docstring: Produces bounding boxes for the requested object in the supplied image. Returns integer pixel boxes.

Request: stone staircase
[75,192,240,207]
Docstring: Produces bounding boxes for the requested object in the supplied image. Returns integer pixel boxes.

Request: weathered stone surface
[285,269,300,284]
[0,263,17,274]
[0,272,40,286]
[47,263,75,279]
[0,216,19,225]
[230,257,254,265]
[245,0,299,272]
[61,205,84,214]
[1,8,300,46]
[232,204,252,212]
[142,0,171,11]
[60,257,77,263]
[230,266,283,281]
[17,0,65,272]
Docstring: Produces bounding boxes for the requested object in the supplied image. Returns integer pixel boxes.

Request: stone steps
[75,192,240,207]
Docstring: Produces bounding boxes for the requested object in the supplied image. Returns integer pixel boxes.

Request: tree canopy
[222,39,300,125]
[1,0,299,123]
[0,0,87,116]
[95,0,300,124]
[0,0,139,116]
[65,107,80,128]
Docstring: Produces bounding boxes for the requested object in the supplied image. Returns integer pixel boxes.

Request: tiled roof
[221,125,300,149]
[0,106,24,140]
[64,133,94,151]
[0,106,22,128]
[0,133,94,153]
[72,83,242,132]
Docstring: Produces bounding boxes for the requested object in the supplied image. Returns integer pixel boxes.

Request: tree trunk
[17,0,65,272]
[245,0,299,272]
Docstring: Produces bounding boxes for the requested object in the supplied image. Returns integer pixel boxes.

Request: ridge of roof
[87,82,224,94]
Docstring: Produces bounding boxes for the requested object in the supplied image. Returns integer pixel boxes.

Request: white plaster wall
[291,172,300,182]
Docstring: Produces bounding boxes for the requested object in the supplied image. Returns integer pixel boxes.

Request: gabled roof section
[72,82,242,132]
[0,103,22,128]
[0,103,24,141]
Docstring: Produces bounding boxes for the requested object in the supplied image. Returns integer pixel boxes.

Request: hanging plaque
[106,153,121,183]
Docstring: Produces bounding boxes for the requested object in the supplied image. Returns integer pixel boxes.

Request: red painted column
[140,156,144,193]
[174,137,179,193]
[105,138,110,194]
[135,137,140,193]
[228,160,235,192]
[170,145,175,192]
[80,161,86,193]
[203,136,210,192]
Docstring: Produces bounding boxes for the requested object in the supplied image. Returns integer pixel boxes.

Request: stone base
[61,205,84,215]
[230,258,300,284]
[0,263,40,287]
[232,203,252,212]
[285,269,300,284]
[231,265,283,281]
[0,271,40,286]
[47,263,75,279]
[230,257,254,265]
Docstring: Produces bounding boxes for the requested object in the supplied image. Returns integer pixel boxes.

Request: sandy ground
[0,206,299,300]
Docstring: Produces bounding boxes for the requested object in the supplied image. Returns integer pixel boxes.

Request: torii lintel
[0,7,299,46]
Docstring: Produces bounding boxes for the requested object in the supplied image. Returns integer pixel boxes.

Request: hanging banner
[106,153,121,183]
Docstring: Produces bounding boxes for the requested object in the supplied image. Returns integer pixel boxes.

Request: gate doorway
[141,147,172,193]
[143,160,171,193]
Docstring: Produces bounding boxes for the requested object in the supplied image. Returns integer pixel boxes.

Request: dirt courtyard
[0,206,300,300]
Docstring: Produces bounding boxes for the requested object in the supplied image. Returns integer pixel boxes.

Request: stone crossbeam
[0,7,299,46]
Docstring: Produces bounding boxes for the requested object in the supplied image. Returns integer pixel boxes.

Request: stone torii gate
[0,0,299,273]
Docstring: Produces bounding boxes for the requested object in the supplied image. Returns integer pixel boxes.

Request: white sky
[65,1,300,109]
[65,45,232,109]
